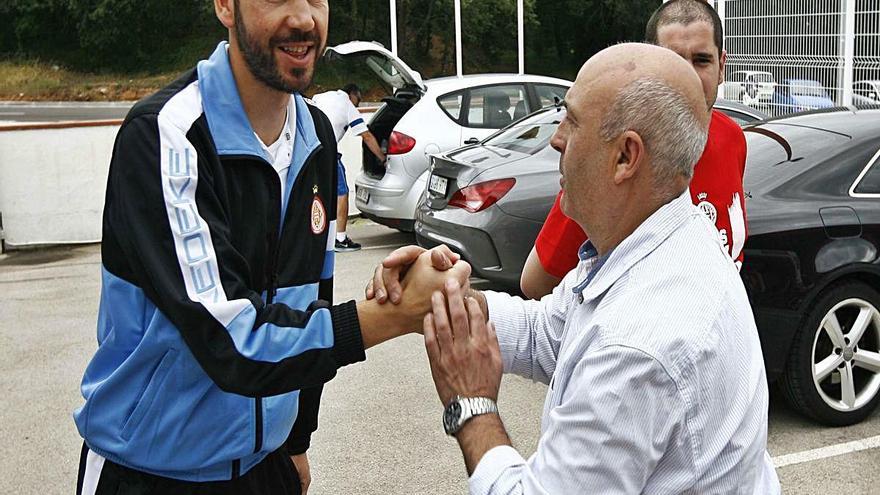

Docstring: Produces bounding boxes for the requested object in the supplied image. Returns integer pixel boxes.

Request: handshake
[357,245,503,408]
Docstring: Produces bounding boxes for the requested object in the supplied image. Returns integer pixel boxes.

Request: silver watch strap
[462,397,498,417]
[447,396,498,436]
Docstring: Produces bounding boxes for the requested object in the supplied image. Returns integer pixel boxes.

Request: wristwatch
[442,395,498,436]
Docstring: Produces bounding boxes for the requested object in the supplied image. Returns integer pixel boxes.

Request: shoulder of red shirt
[711,109,747,145]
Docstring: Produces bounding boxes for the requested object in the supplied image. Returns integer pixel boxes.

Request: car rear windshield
[744,123,850,190]
[482,108,565,155]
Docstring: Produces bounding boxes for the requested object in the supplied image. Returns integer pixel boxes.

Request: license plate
[428,175,448,196]
[356,186,370,203]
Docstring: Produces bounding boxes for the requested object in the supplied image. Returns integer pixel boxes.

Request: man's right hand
[357,246,471,348]
[366,245,460,304]
[394,248,471,333]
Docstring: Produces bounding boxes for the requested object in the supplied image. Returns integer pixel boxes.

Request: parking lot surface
[0,219,877,494]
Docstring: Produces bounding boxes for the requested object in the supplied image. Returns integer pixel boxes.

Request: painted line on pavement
[772,434,880,468]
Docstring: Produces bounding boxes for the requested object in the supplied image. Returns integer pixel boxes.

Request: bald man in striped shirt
[372,42,781,494]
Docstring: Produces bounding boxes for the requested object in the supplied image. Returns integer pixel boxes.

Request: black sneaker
[335,237,361,252]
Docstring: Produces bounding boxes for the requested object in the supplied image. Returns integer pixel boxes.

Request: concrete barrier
[0,110,373,250]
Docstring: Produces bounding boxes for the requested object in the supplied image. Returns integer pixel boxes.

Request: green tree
[1,0,665,84]
[1,0,78,59]
[67,0,220,71]
[530,0,661,79]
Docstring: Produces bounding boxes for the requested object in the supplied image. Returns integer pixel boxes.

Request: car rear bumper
[415,203,536,289]
[355,169,426,225]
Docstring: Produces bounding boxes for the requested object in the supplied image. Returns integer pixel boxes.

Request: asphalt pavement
[0,219,878,494]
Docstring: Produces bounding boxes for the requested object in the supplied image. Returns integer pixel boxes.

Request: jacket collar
[197,42,321,162]
[576,191,695,303]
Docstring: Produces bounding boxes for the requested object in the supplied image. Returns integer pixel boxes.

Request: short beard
[233,0,321,93]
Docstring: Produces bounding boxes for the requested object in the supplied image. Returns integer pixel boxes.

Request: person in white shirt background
[369,42,781,494]
[312,84,386,252]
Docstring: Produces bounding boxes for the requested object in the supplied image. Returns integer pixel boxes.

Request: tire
[780,281,880,426]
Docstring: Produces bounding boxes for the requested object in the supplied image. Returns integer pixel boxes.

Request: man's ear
[215,0,235,30]
[718,49,727,86]
[612,131,644,185]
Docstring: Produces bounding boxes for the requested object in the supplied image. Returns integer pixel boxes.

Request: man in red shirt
[520,0,748,299]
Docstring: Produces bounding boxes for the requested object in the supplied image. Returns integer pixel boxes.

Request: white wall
[0,125,117,247]
[337,129,365,214]
[0,114,369,249]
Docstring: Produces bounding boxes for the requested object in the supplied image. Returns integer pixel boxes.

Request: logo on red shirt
[695,192,718,225]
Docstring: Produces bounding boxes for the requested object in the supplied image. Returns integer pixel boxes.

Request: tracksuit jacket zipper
[247,144,323,465]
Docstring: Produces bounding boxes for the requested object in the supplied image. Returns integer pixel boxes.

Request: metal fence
[713,0,880,116]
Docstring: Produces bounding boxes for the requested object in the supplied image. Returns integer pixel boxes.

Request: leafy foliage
[1,0,661,81]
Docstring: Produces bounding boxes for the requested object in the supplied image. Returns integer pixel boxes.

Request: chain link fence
[713,0,880,116]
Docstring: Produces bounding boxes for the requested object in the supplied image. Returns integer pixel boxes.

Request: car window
[852,147,880,195]
[437,91,464,122]
[855,83,879,101]
[466,85,529,129]
[535,84,568,108]
[719,110,753,125]
[364,54,409,89]
[790,81,828,98]
[482,107,565,155]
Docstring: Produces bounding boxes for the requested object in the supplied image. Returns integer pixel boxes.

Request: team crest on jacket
[696,192,717,225]
[311,185,326,234]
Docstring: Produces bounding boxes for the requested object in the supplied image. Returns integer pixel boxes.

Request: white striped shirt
[475,192,781,494]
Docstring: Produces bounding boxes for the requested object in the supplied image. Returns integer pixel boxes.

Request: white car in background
[724,70,777,104]
[325,41,571,231]
[853,80,880,105]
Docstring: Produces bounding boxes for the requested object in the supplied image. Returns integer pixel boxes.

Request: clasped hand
[367,245,503,406]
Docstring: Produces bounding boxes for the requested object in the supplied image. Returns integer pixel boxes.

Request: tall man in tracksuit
[73,1,470,494]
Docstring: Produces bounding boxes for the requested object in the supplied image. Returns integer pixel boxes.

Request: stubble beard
[233,3,321,94]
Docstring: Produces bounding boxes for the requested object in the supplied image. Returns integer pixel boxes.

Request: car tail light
[447,178,516,213]
[388,131,416,155]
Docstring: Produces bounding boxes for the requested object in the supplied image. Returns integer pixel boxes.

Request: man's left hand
[366,245,460,304]
[424,280,502,406]
[290,453,311,494]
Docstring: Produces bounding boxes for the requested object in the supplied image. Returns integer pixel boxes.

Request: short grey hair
[598,77,708,196]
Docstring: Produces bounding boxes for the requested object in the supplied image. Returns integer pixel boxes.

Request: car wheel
[780,281,880,426]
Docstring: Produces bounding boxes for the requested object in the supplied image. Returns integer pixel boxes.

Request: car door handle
[464,138,479,145]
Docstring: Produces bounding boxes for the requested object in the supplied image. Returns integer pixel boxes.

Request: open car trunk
[323,41,427,180]
[362,90,420,179]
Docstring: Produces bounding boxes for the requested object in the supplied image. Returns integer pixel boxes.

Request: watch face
[443,401,462,433]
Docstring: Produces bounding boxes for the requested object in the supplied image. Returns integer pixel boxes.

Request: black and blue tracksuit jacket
[73,42,366,482]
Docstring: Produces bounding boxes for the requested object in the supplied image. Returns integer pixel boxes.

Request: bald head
[550,43,711,254]
[574,43,708,127]
[570,43,709,194]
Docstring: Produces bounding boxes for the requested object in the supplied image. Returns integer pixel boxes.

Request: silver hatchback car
[325,41,571,231]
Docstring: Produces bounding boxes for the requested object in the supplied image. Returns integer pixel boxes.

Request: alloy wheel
[811,298,880,413]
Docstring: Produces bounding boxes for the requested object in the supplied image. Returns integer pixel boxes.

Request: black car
[741,106,880,426]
